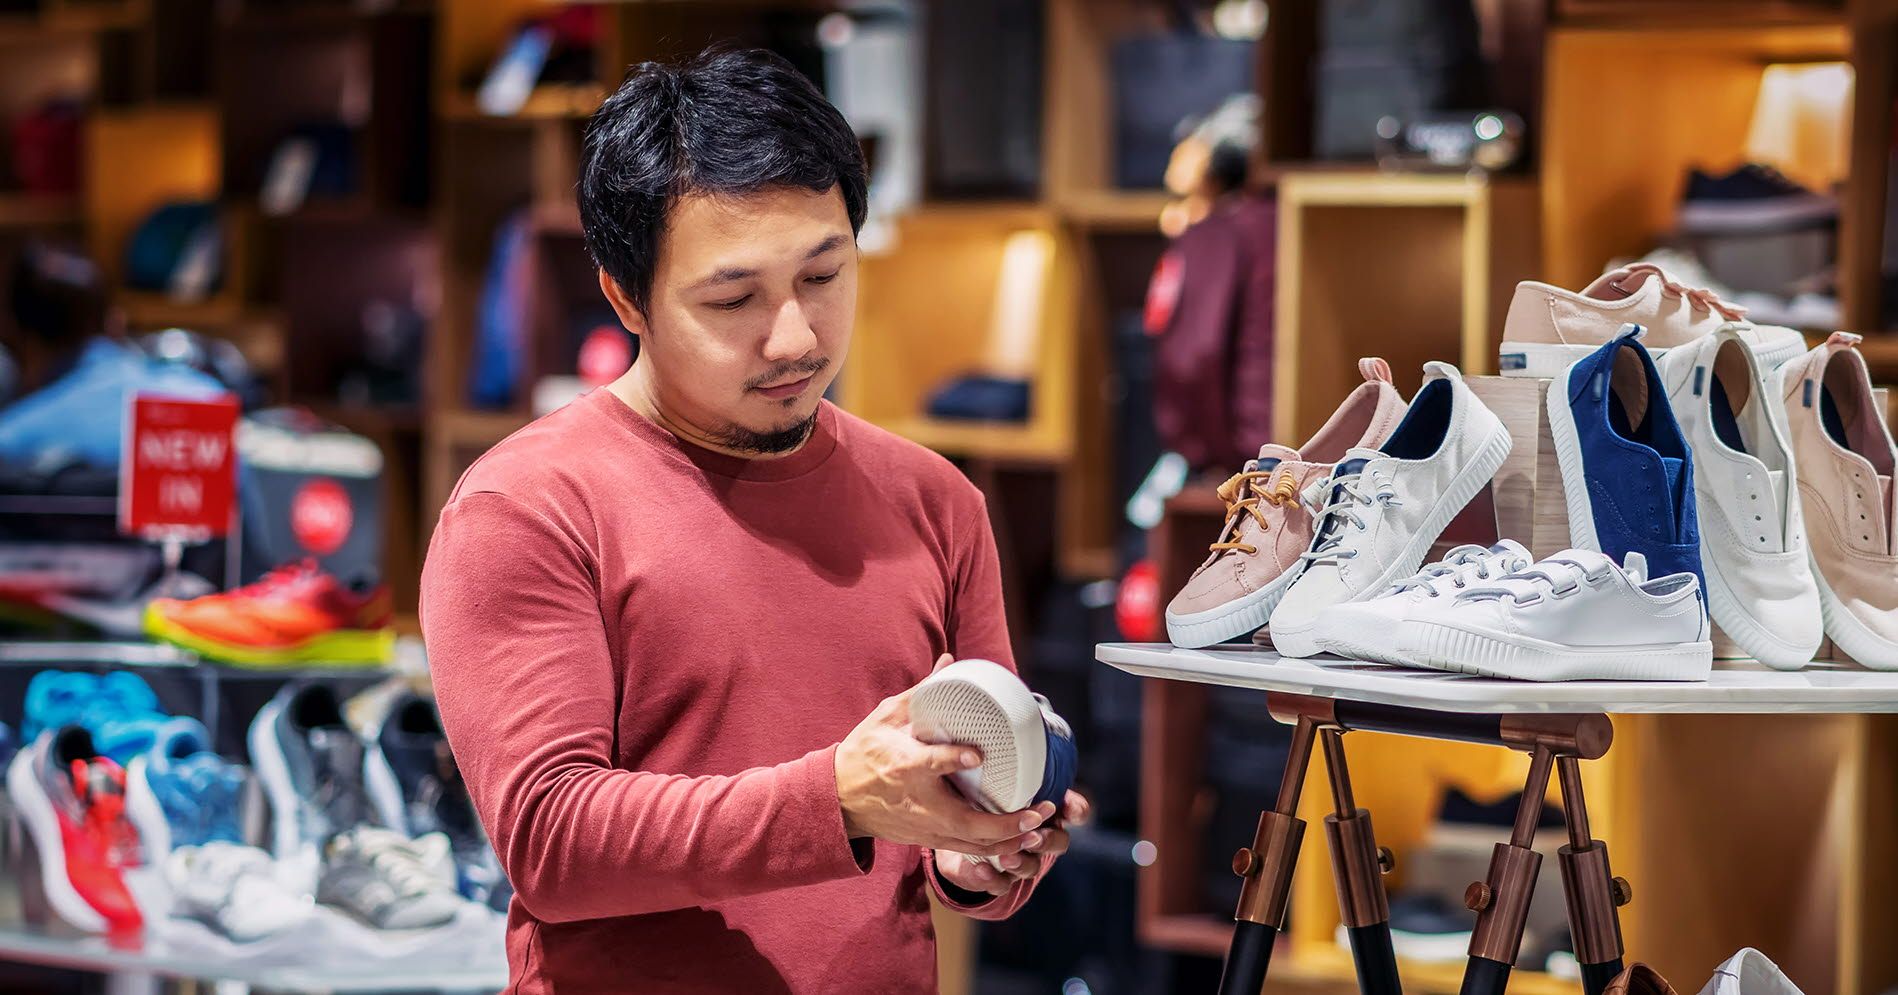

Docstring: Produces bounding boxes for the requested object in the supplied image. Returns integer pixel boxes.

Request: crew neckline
[590,387,840,482]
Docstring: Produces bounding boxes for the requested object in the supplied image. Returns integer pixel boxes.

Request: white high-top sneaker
[1267,363,1512,658]
[1654,327,1822,669]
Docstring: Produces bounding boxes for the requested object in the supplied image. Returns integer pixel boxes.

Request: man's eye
[805,270,840,285]
[710,295,752,311]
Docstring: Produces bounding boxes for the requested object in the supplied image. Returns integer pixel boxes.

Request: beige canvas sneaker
[1501,262,1806,379]
[1165,358,1407,648]
[1778,332,1898,669]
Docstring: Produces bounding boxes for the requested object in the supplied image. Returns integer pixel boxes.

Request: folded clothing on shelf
[924,374,1031,423]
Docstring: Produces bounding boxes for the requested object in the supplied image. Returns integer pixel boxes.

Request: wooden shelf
[1137,913,1231,958]
[1057,189,1171,231]
[117,292,249,329]
[438,85,604,123]
[297,400,425,435]
[0,193,80,228]
[436,408,532,448]
[882,416,1070,465]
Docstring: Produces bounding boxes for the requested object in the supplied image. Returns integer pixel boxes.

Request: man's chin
[714,407,820,455]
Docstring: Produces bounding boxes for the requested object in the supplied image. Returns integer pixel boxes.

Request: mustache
[745,357,830,391]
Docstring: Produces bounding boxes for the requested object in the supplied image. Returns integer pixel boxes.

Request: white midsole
[1165,560,1306,649]
[1402,619,1712,682]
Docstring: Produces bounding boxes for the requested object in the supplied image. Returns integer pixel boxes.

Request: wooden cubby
[1273,172,1540,440]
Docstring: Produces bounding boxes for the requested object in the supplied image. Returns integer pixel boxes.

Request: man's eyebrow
[687,233,850,291]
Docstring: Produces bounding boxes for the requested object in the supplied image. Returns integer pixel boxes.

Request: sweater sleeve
[421,489,872,924]
[925,487,1052,920]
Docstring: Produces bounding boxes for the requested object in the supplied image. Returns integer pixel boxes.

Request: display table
[1095,643,1898,995]
[0,923,505,993]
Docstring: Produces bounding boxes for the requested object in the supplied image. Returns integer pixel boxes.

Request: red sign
[291,478,352,555]
[119,394,239,540]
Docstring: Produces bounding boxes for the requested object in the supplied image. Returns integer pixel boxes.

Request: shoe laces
[343,829,448,897]
[1209,467,1302,556]
[1391,544,1533,597]
[1298,469,1401,566]
[1620,262,1748,321]
[1456,555,1612,607]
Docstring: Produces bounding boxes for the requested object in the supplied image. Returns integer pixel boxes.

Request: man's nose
[763,297,818,363]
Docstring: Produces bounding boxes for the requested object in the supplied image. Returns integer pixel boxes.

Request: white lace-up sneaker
[1313,541,1536,666]
[166,841,314,941]
[1395,549,1712,681]
[1655,327,1822,669]
[1267,363,1512,658]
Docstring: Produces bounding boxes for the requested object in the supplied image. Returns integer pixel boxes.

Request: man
[421,48,1086,993]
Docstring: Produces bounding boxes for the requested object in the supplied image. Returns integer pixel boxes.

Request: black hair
[578,47,868,318]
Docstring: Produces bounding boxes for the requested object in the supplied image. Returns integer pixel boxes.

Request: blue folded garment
[925,374,1031,423]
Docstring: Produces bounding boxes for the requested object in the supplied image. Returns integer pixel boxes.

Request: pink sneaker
[1500,263,1806,379]
[1779,332,1898,669]
[1165,359,1408,648]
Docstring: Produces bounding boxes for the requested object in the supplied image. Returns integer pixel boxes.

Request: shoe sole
[5,748,108,932]
[1503,328,1808,381]
[1701,547,1820,670]
[1807,549,1898,670]
[1313,617,1415,667]
[908,660,1046,815]
[144,605,393,668]
[1273,417,1513,659]
[1165,562,1306,649]
[1402,619,1712,681]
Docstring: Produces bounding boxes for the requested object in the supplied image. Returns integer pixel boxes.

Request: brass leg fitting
[1233,810,1304,929]
[1325,807,1392,928]
[1466,841,1543,963]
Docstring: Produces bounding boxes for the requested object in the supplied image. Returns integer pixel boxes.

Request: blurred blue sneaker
[24,670,210,766]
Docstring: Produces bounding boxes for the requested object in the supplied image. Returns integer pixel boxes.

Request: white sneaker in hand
[1654,326,1822,669]
[1396,549,1712,681]
[1268,363,1512,657]
[1313,541,1535,666]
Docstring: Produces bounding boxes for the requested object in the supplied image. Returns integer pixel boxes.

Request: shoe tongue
[1256,443,1300,464]
[1553,548,1618,575]
[1885,475,1896,555]
[1583,265,1652,301]
[1491,539,1532,560]
[1340,446,1383,468]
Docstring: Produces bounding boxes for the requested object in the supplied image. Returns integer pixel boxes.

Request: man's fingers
[949,804,1047,846]
[1025,826,1069,858]
[957,830,1041,858]
[921,743,983,775]
[1000,851,1042,880]
[930,652,955,673]
[1062,790,1092,826]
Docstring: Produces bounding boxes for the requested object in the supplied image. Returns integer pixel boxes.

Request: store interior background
[0,0,1896,992]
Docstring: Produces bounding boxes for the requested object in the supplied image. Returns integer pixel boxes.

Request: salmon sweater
[420,389,1044,993]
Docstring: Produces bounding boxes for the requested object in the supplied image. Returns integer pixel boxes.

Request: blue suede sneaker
[1547,324,1705,590]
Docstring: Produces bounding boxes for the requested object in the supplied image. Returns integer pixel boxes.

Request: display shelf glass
[0,923,505,992]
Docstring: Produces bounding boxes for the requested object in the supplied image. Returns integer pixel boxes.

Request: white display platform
[1095,642,1898,714]
[0,924,507,992]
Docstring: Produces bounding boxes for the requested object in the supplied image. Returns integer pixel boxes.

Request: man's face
[616,185,856,452]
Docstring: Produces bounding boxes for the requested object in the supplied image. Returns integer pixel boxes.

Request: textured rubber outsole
[1401,620,1712,682]
[1272,417,1513,660]
[909,659,1047,814]
[1165,562,1305,649]
[1808,553,1898,670]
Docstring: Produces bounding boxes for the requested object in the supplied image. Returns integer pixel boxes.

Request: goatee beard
[709,412,819,455]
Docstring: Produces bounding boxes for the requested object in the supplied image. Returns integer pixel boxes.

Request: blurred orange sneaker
[143,561,393,667]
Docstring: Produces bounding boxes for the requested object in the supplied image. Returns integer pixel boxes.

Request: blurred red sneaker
[6,726,145,933]
[143,560,393,667]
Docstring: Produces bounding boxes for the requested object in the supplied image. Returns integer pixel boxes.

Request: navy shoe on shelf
[1679,163,1838,235]
[1547,323,1706,591]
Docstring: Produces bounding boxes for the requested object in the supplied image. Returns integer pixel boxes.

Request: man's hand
[933,790,1091,897]
[835,656,1051,856]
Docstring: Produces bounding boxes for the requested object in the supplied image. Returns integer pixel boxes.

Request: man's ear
[598,269,649,338]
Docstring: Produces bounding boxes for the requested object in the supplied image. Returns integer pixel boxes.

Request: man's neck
[607,363,809,461]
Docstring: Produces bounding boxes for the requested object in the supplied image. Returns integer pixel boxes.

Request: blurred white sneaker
[166,842,313,942]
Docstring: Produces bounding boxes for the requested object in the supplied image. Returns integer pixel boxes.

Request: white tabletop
[1095,643,1898,714]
